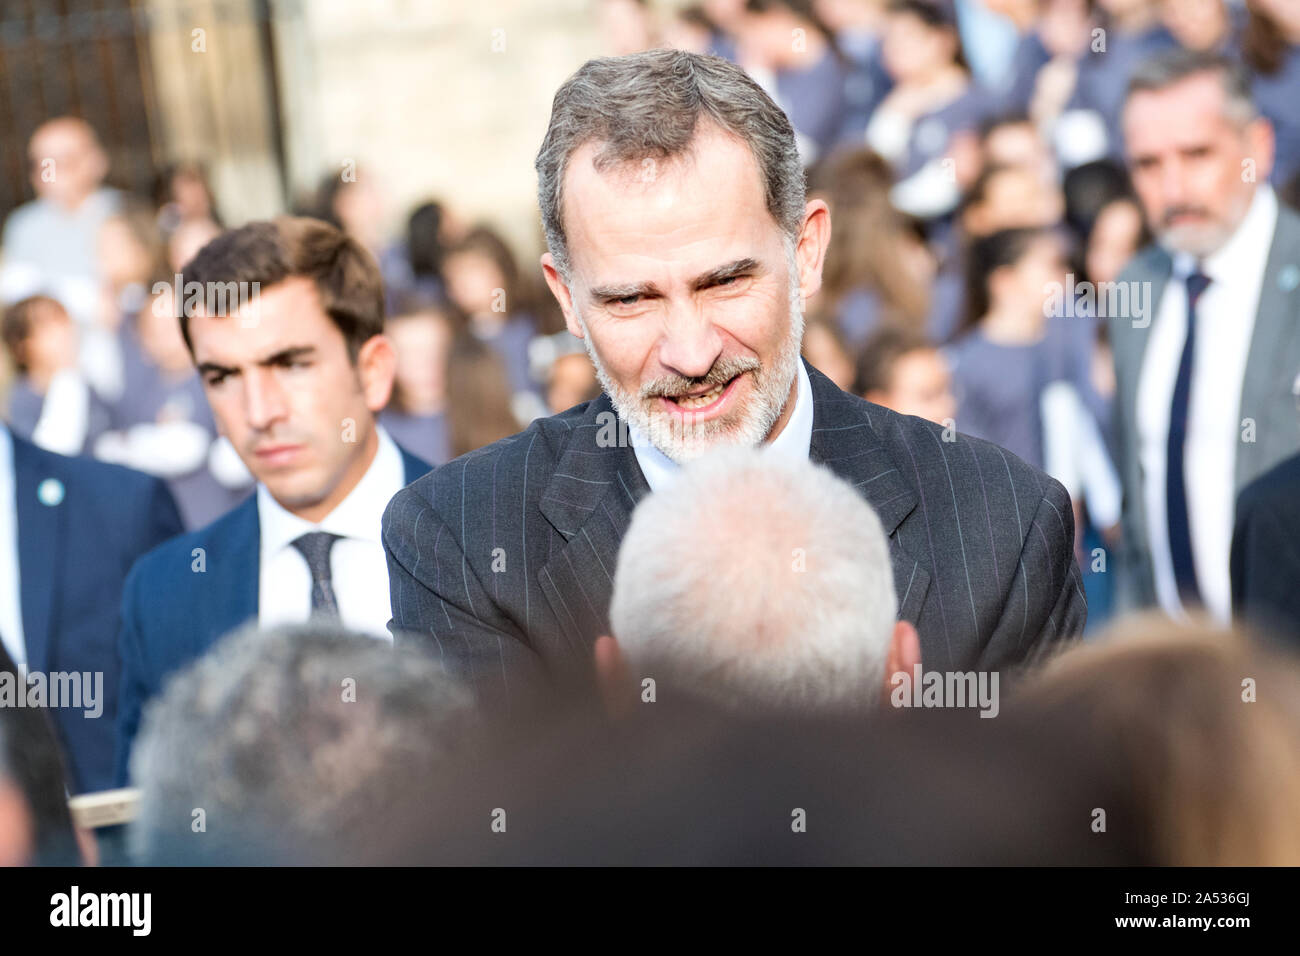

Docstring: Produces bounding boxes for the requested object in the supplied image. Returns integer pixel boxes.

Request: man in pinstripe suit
[382,50,1085,710]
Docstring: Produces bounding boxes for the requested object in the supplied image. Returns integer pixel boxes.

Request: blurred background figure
[734,0,851,166]
[529,330,602,414]
[869,0,991,220]
[445,332,524,459]
[946,226,1074,469]
[381,200,455,312]
[814,0,892,148]
[1015,614,1300,865]
[442,226,547,422]
[853,325,956,424]
[129,623,477,865]
[2,295,111,458]
[1243,0,1300,190]
[0,118,119,328]
[596,0,658,54]
[1158,0,1237,55]
[1110,51,1299,624]
[808,148,938,345]
[379,296,460,467]
[800,312,857,391]
[152,160,223,237]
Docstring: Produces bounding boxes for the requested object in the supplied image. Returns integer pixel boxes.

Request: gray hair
[609,447,897,711]
[535,49,807,280]
[130,623,475,863]
[1127,49,1258,126]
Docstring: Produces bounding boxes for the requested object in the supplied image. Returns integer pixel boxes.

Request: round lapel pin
[1279,264,1300,293]
[37,477,65,507]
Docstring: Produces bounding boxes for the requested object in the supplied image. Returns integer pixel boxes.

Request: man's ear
[540,252,585,340]
[593,633,635,719]
[884,619,921,702]
[795,198,832,304]
[357,333,397,412]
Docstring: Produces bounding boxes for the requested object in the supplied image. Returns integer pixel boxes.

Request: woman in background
[946,226,1070,469]
[446,333,523,459]
[808,148,934,347]
[442,226,546,420]
[380,297,460,467]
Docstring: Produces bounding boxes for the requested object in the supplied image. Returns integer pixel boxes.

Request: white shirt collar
[631,359,814,493]
[258,425,405,558]
[1171,185,1278,281]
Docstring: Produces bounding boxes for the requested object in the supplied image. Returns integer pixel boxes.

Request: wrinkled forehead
[559,125,782,280]
[1123,74,1238,145]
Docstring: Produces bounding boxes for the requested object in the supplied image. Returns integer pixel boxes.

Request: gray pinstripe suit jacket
[383,360,1086,709]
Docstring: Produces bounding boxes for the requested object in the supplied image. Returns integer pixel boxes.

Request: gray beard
[579,270,805,464]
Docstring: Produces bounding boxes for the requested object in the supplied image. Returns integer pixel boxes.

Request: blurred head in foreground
[130,624,475,864]
[0,668,80,866]
[602,447,919,712]
[396,693,1144,865]
[1015,614,1300,865]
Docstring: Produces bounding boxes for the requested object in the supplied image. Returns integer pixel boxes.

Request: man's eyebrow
[196,360,236,377]
[259,345,318,365]
[690,257,761,291]
[588,258,763,301]
[196,346,318,377]
[589,279,662,301]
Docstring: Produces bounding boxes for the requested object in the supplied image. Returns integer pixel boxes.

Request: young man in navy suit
[0,423,182,793]
[114,217,431,785]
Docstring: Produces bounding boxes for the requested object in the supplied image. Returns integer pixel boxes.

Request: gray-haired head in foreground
[609,447,896,711]
[535,48,807,280]
[130,623,474,864]
[1126,49,1258,126]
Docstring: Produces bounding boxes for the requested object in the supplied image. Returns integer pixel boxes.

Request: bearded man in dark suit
[383,50,1086,712]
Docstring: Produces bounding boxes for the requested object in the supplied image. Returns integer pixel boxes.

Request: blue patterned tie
[1166,269,1211,607]
[290,531,343,621]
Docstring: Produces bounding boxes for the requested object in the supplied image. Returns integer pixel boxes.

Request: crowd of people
[1,0,1299,868]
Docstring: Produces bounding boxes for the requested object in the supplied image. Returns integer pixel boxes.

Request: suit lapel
[804,362,932,625]
[537,395,649,655]
[206,495,261,649]
[12,440,61,674]
[1119,250,1172,423]
[1237,207,1300,487]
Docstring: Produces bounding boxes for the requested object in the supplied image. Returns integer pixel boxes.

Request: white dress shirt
[257,426,405,639]
[1136,186,1279,623]
[0,427,26,672]
[631,359,814,493]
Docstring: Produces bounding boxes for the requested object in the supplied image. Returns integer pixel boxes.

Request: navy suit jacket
[8,433,183,793]
[114,445,431,785]
[383,361,1087,713]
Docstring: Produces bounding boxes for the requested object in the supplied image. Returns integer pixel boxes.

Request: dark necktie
[1166,269,1212,607]
[290,531,343,621]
